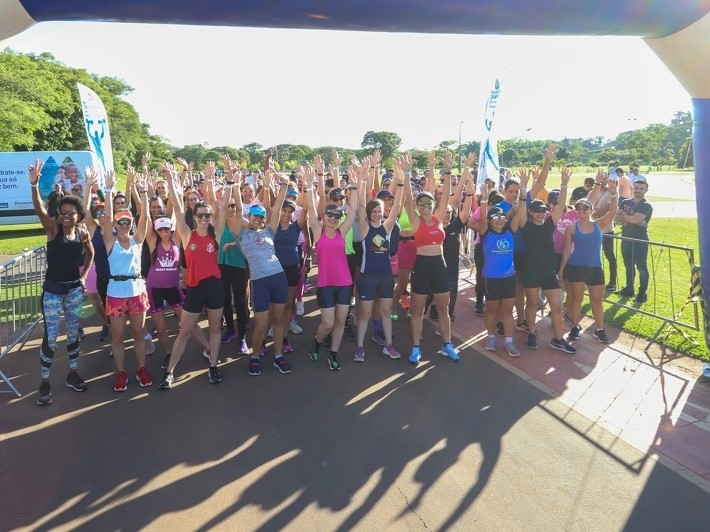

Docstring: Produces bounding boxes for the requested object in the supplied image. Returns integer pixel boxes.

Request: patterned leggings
[40,287,83,379]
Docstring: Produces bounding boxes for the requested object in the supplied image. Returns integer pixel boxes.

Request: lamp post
[458,121,464,173]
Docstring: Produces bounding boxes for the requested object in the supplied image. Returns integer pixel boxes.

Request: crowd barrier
[0,246,46,397]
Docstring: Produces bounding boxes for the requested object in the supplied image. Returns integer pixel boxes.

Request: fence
[0,246,46,397]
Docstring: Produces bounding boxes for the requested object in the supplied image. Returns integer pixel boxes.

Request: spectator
[570,177,596,202]
[615,167,633,199]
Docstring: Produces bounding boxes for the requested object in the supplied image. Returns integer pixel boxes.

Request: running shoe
[65,371,88,392]
[408,346,422,365]
[310,337,321,361]
[295,301,305,316]
[208,366,223,384]
[354,346,365,362]
[221,329,236,343]
[289,320,304,334]
[161,353,171,370]
[391,311,400,322]
[238,338,250,355]
[144,337,155,355]
[441,343,460,361]
[372,329,386,346]
[527,333,538,350]
[98,325,110,342]
[515,321,529,332]
[135,366,152,387]
[593,329,610,344]
[274,357,292,374]
[484,336,496,352]
[605,284,616,292]
[203,350,220,364]
[495,321,504,337]
[259,342,266,357]
[505,341,520,358]
[344,317,356,341]
[550,338,577,354]
[635,293,648,304]
[158,371,174,390]
[282,338,294,353]
[383,344,401,359]
[474,304,485,317]
[248,357,262,376]
[328,353,342,370]
[567,325,581,341]
[616,287,635,297]
[37,382,52,406]
[114,370,128,392]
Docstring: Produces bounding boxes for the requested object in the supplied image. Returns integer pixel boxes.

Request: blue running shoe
[408,347,422,365]
[441,343,460,361]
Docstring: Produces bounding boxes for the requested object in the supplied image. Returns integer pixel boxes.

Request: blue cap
[249,204,266,218]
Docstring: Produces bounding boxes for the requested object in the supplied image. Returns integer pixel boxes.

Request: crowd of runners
[28,144,654,405]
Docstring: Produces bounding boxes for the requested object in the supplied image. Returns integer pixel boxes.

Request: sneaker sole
[37,395,52,405]
[274,364,292,374]
[550,343,576,354]
[136,377,153,387]
[114,385,127,392]
[65,383,88,392]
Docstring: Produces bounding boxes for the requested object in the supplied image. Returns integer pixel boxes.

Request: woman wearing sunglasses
[559,180,618,344]
[227,169,293,377]
[305,165,360,370]
[477,184,525,355]
[158,162,229,389]
[29,159,94,406]
[103,169,153,392]
[403,151,459,365]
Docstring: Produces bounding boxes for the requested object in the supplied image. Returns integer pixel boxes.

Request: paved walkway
[1,272,710,530]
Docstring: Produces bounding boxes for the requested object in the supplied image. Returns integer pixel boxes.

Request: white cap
[154,217,173,231]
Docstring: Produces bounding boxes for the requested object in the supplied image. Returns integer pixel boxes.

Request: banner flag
[477,79,501,187]
[77,83,114,182]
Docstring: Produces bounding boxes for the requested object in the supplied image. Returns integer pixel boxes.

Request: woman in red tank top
[402,151,460,365]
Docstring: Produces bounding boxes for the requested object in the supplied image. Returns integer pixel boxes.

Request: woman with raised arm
[518,166,575,354]
[228,169,293,377]
[102,168,153,392]
[305,164,360,370]
[158,162,228,390]
[404,151,459,365]
[29,159,94,406]
[559,179,619,344]
[353,157,404,362]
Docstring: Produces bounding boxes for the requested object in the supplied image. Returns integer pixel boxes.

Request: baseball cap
[376,189,394,200]
[282,199,297,211]
[114,210,133,222]
[487,206,505,218]
[547,189,560,206]
[249,204,267,218]
[154,217,173,231]
[529,199,549,213]
[329,188,345,200]
[325,203,343,217]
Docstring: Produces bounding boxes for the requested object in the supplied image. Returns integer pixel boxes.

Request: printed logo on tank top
[371,234,387,252]
[206,242,215,253]
[494,237,510,252]
[157,255,177,269]
[189,243,197,252]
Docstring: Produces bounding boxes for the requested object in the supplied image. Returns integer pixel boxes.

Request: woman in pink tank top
[304,164,360,371]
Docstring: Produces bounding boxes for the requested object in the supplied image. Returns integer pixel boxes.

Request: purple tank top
[147,239,181,289]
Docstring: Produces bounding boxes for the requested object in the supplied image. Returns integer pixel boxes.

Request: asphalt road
[1,303,709,531]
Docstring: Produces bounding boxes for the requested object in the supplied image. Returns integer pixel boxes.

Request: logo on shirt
[206,242,215,253]
[496,238,510,251]
[189,243,197,252]
[157,255,176,268]
[253,234,266,245]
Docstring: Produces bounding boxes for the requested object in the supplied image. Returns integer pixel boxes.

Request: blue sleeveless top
[361,224,391,275]
[569,222,602,267]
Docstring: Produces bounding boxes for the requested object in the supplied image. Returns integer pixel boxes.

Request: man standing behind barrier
[29,159,95,406]
[615,179,653,304]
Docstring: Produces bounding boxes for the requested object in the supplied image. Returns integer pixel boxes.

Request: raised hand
[545,143,557,160]
[560,167,572,186]
[518,167,530,188]
[105,169,116,190]
[85,167,99,190]
[313,154,325,175]
[28,159,44,185]
[464,152,477,167]
[427,151,437,169]
[142,152,151,169]
[442,150,454,169]
[371,149,382,166]
[332,149,342,168]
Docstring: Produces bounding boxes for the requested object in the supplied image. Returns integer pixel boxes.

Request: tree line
[1,49,693,172]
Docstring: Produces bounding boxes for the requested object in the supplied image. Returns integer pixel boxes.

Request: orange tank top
[413,216,445,248]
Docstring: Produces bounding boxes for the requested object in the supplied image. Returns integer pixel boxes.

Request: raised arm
[587,167,604,205]
[530,143,556,199]
[477,183,492,236]
[596,178,618,232]
[133,173,149,245]
[403,156,419,233]
[304,168,322,245]
[459,178,477,223]
[338,169,360,235]
[452,152,476,207]
[28,159,56,235]
[551,167,571,225]
[102,170,117,254]
[435,151,454,220]
[268,171,290,233]
[163,162,192,245]
[82,167,100,234]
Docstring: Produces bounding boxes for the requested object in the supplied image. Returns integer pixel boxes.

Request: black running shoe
[208,366,223,384]
[158,371,174,390]
[65,371,88,392]
[37,381,52,405]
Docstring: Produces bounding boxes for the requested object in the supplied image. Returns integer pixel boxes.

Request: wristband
[560,185,568,189]
[305,187,313,192]
[31,183,39,188]
[595,182,602,186]
[480,200,488,204]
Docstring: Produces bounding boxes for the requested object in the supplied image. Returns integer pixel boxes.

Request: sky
[3,21,692,151]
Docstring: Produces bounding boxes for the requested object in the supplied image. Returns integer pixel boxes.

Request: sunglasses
[156,227,171,232]
[325,212,342,220]
[59,210,77,216]
[94,210,105,216]
[575,204,591,211]
[417,201,434,207]
[489,214,506,220]
[116,219,132,226]
[195,212,212,219]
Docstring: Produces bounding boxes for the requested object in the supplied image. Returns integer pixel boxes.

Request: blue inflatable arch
[1,0,709,320]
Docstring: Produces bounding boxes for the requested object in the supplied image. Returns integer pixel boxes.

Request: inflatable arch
[1,0,709,322]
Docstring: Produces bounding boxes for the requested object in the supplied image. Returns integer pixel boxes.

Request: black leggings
[474,242,485,305]
[220,264,248,341]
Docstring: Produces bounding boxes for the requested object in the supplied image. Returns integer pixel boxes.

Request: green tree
[360,131,402,160]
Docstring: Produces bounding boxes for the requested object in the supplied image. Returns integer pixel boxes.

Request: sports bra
[413,216,445,248]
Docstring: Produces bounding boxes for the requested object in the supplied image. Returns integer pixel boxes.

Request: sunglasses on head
[60,210,77,216]
[116,219,132,226]
[325,211,342,220]
[195,212,212,219]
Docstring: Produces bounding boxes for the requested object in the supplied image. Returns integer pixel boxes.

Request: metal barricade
[0,246,46,397]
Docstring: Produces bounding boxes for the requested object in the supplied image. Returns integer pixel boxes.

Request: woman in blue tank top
[559,182,618,344]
